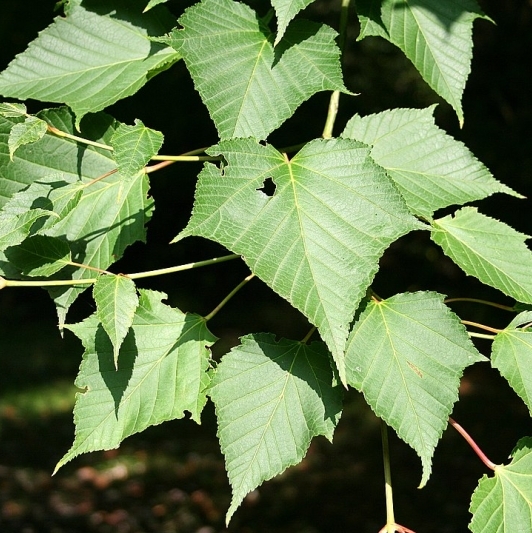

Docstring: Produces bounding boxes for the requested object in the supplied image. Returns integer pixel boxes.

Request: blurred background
[0,0,531,531]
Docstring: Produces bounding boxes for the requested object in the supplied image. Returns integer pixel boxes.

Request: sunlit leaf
[0,102,27,117]
[143,0,168,12]
[342,106,520,218]
[57,290,217,471]
[111,119,163,179]
[5,235,71,276]
[0,0,180,126]
[210,333,343,523]
[431,207,532,304]
[8,116,48,160]
[492,312,532,414]
[345,291,485,486]
[356,0,489,123]
[175,138,423,383]
[163,0,348,140]
[93,274,139,368]
[469,437,532,532]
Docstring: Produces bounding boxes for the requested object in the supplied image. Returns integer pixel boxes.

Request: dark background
[0,1,531,532]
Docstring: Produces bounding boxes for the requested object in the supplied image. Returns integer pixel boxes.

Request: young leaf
[209,333,343,524]
[431,207,532,304]
[341,107,520,218]
[272,0,314,44]
[57,290,217,471]
[355,0,489,124]
[175,138,423,383]
[492,312,532,414]
[0,1,180,127]
[110,119,164,179]
[5,235,71,276]
[93,274,140,368]
[345,292,485,487]
[164,0,348,140]
[8,116,48,160]
[0,102,27,118]
[469,437,532,532]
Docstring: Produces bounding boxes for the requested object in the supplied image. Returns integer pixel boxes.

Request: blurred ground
[1,0,532,531]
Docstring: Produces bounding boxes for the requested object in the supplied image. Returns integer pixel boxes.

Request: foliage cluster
[1,0,531,531]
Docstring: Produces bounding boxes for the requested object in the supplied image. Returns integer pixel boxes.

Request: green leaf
[0,175,84,252]
[0,1,180,126]
[469,437,532,532]
[175,138,422,383]
[57,290,217,471]
[492,312,532,414]
[209,333,343,524]
[345,291,485,487]
[0,102,27,117]
[5,235,71,276]
[111,119,163,179]
[356,0,489,123]
[1,107,154,325]
[341,106,520,218]
[272,0,314,44]
[164,0,348,140]
[143,0,168,12]
[8,116,48,160]
[93,274,140,368]
[431,207,532,304]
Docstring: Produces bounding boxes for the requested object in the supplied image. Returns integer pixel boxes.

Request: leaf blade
[209,333,343,523]
[345,291,485,486]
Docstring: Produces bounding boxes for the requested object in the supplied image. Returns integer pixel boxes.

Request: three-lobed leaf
[175,138,423,383]
[164,0,348,140]
[355,0,489,123]
[432,207,532,304]
[0,0,180,127]
[93,274,140,368]
[57,289,217,471]
[342,106,519,218]
[492,312,532,414]
[469,437,532,532]
[345,291,485,486]
[209,333,343,524]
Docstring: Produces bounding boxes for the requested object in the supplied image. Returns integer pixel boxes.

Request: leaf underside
[210,333,343,524]
[57,289,216,471]
[345,291,485,487]
[176,138,422,383]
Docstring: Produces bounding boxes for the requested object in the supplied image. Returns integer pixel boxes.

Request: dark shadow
[97,323,137,417]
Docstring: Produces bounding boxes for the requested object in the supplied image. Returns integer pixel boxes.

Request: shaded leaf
[470,437,532,532]
[57,290,216,471]
[342,106,519,218]
[111,119,163,179]
[210,333,343,524]
[175,138,422,383]
[5,235,71,276]
[272,0,314,44]
[93,274,140,368]
[345,291,485,486]
[356,0,489,123]
[431,207,532,304]
[164,0,348,140]
[492,312,532,414]
[8,116,48,160]
[0,1,180,126]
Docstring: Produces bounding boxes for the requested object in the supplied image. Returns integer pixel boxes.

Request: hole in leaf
[257,177,276,197]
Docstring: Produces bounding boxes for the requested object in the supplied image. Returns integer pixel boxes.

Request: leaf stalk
[448,417,497,470]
